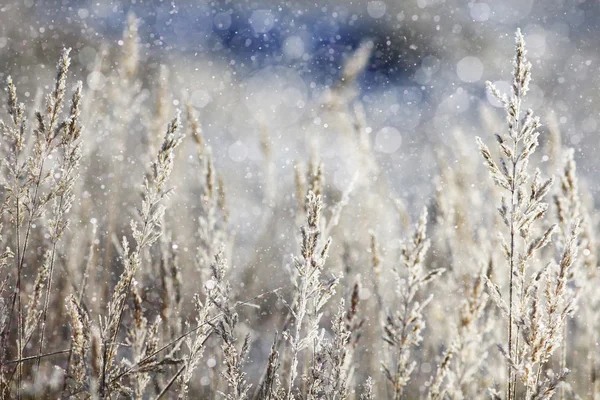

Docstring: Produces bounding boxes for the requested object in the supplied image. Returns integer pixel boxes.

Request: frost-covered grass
[0,14,599,400]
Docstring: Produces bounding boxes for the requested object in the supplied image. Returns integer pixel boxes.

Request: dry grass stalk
[282,190,338,400]
[0,20,599,400]
[478,29,588,399]
[0,47,81,398]
[382,207,444,399]
[59,114,183,398]
[179,249,228,398]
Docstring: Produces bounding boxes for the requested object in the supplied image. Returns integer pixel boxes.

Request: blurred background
[2,0,599,200]
[2,2,599,163]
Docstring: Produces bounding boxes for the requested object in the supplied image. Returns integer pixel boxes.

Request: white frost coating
[456,56,484,83]
[249,10,275,33]
[486,80,511,107]
[375,127,402,154]
[367,1,387,19]
[228,140,248,162]
[205,279,216,290]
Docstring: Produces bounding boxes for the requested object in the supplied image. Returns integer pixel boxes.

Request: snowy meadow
[0,0,599,398]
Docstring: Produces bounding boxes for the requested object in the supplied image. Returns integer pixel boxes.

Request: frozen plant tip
[476,29,581,400]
